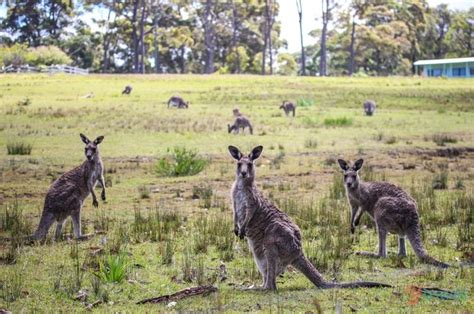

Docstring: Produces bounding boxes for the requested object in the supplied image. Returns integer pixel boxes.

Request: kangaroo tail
[407,228,449,268]
[292,255,391,289]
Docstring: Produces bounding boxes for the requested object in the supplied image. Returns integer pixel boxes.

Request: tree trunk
[262,0,269,75]
[204,0,215,74]
[268,1,274,75]
[153,9,160,73]
[139,1,147,74]
[297,0,305,75]
[348,18,356,76]
[102,3,114,73]
[319,0,329,76]
[231,1,240,73]
[131,0,140,73]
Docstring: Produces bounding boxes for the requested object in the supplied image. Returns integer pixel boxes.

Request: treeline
[0,0,472,76]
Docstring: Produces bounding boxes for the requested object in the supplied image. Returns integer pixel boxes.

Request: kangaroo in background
[228,116,253,135]
[364,100,376,116]
[32,134,106,241]
[122,85,132,95]
[338,159,449,268]
[228,145,391,290]
[280,101,296,117]
[168,96,189,108]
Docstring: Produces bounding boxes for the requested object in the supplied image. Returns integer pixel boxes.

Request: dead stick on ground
[137,285,218,305]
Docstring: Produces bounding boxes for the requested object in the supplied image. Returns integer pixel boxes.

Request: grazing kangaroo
[122,85,132,95]
[32,134,106,241]
[228,145,391,290]
[167,96,189,109]
[228,116,253,135]
[280,101,296,117]
[363,100,376,116]
[338,159,449,268]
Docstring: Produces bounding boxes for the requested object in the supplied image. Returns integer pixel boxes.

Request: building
[414,57,474,78]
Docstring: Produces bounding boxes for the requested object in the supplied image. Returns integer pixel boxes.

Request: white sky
[1,1,472,53]
[279,0,473,53]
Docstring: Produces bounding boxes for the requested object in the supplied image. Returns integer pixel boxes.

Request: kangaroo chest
[233,187,256,227]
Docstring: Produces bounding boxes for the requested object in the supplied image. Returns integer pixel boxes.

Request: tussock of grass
[7,142,32,155]
[433,133,457,146]
[323,117,353,127]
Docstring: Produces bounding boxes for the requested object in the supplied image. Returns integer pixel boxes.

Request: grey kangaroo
[167,96,189,109]
[228,116,253,135]
[229,145,391,290]
[338,159,449,268]
[32,134,106,241]
[363,100,376,116]
[280,101,296,117]
[122,85,132,95]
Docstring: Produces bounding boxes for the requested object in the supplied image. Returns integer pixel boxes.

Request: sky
[0,1,472,53]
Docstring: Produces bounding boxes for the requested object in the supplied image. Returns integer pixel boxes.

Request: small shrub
[7,142,32,155]
[95,252,128,283]
[270,151,285,169]
[17,97,31,106]
[137,185,150,199]
[192,185,213,208]
[297,98,315,107]
[156,147,207,177]
[432,171,448,190]
[384,136,397,145]
[304,138,318,149]
[454,178,465,190]
[323,117,353,127]
[433,134,457,146]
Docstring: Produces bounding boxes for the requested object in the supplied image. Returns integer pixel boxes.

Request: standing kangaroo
[363,100,376,116]
[279,101,296,117]
[167,96,189,109]
[338,159,449,268]
[228,116,253,135]
[229,146,391,290]
[32,134,106,241]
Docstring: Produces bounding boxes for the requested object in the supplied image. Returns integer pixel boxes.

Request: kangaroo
[228,145,391,290]
[122,85,132,95]
[337,159,449,268]
[167,96,189,109]
[363,100,376,116]
[280,101,296,117]
[31,134,106,241]
[228,116,253,135]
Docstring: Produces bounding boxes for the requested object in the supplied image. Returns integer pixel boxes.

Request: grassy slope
[0,74,473,312]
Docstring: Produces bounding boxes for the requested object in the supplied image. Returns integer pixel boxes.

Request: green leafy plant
[95,253,128,283]
[156,147,207,177]
[7,142,32,155]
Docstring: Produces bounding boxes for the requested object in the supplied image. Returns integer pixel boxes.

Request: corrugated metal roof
[414,57,474,66]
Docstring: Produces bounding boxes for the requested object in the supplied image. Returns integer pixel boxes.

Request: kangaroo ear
[94,136,104,145]
[353,159,364,171]
[228,145,242,160]
[80,133,90,144]
[249,145,263,161]
[337,159,349,171]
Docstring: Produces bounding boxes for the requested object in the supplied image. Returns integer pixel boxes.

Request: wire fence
[1,64,89,75]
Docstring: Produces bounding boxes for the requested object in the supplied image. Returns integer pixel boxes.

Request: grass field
[0,74,473,312]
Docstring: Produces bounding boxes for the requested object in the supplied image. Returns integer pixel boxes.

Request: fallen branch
[137,285,217,305]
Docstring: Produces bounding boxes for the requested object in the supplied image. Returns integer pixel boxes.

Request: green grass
[0,74,473,312]
[6,142,32,155]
